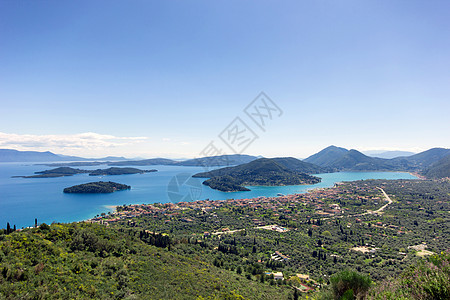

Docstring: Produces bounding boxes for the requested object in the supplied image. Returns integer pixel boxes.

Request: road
[210,187,394,235]
[374,187,393,213]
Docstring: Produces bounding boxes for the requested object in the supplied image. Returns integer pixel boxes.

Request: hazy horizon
[1,1,449,158]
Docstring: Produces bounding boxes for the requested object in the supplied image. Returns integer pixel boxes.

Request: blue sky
[1,0,449,158]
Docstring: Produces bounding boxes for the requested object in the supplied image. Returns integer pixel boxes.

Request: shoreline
[81,172,420,224]
[85,175,420,224]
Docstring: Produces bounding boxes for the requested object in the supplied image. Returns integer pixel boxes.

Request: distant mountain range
[108,154,258,167]
[304,145,450,173]
[363,150,416,159]
[2,147,449,180]
[0,149,127,162]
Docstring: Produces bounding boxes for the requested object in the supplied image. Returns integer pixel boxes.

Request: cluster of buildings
[88,182,381,226]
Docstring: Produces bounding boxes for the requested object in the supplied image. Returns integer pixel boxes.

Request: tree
[236,266,242,274]
[293,288,299,300]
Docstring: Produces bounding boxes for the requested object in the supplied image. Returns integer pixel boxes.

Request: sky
[0,0,449,159]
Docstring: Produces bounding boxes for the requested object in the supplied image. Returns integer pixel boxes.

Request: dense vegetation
[110,179,449,285]
[0,223,292,299]
[422,154,450,179]
[203,175,251,192]
[63,181,131,193]
[194,158,321,192]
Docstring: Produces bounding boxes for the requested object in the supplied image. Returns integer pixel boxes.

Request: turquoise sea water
[0,162,418,228]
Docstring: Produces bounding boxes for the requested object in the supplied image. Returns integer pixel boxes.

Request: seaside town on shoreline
[88,181,387,226]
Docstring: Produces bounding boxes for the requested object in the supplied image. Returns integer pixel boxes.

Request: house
[296,274,310,281]
[271,251,290,263]
[273,272,284,280]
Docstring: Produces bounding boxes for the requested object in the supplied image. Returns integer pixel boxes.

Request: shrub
[329,269,372,299]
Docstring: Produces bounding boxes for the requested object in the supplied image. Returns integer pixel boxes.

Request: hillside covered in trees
[194,158,321,192]
[0,223,292,299]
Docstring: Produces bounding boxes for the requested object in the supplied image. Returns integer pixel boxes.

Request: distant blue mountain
[0,149,73,162]
[364,150,416,159]
[0,149,127,162]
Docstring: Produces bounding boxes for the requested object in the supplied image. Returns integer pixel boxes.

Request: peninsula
[193,158,321,192]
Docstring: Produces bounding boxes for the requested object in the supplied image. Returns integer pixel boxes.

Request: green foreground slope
[0,223,291,300]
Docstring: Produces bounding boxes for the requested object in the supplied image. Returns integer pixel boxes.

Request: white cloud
[0,132,149,155]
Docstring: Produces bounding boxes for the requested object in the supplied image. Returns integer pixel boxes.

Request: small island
[63,181,131,193]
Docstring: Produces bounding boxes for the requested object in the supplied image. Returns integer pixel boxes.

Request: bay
[0,162,417,228]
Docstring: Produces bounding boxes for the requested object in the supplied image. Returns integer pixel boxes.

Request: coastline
[409,172,427,180]
[84,172,421,224]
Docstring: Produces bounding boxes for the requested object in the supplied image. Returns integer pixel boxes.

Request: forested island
[63,181,131,193]
[14,167,156,178]
[194,158,321,192]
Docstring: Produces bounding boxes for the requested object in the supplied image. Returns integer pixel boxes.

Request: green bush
[329,269,372,299]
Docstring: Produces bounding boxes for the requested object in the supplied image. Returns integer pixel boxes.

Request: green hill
[392,147,450,169]
[304,145,349,167]
[304,146,450,172]
[0,223,291,299]
[193,158,321,192]
[422,154,450,179]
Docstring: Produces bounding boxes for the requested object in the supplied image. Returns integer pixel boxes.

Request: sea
[0,162,418,228]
